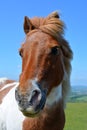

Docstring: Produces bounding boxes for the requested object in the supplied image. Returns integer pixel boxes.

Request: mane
[28,11,73,106]
[30,11,64,41]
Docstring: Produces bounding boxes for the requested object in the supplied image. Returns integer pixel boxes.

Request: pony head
[15,11,73,117]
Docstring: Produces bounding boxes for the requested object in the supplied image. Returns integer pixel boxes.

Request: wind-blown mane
[25,11,73,106]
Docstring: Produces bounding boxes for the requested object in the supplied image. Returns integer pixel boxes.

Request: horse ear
[48,11,60,19]
[24,16,35,34]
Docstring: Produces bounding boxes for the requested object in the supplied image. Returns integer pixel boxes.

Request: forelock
[30,11,64,41]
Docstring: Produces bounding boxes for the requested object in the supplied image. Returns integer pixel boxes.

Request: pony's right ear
[24,16,35,34]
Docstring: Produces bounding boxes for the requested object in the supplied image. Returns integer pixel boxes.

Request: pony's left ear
[48,11,60,19]
[24,16,35,34]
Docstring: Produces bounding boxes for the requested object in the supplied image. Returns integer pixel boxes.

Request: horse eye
[51,46,60,55]
[19,51,23,57]
[19,48,23,57]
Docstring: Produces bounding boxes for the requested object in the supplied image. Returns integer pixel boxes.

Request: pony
[0,11,73,130]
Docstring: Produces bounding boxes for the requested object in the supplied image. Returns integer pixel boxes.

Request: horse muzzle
[15,82,47,117]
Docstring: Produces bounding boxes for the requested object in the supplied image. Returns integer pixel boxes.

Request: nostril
[30,90,41,105]
[32,90,40,97]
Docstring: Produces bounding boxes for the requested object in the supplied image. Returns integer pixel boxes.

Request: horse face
[15,31,64,117]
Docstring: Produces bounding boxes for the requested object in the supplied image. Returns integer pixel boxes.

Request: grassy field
[64,103,87,130]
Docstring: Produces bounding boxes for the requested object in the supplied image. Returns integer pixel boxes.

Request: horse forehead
[26,31,59,47]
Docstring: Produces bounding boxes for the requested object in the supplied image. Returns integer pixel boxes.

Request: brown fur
[17,11,73,130]
[0,86,14,104]
[21,11,73,102]
[23,99,65,130]
[0,79,15,104]
[0,79,15,89]
[19,32,64,95]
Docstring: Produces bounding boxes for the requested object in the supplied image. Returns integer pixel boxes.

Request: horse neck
[23,99,65,130]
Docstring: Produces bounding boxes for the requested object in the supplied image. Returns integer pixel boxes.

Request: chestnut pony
[0,11,73,130]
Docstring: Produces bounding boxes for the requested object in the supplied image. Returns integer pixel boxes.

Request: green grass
[64,103,87,130]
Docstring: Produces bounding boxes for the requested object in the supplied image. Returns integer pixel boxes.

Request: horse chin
[20,96,46,118]
[21,110,40,117]
[20,104,44,118]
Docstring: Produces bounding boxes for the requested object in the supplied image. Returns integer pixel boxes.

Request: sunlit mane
[30,11,64,41]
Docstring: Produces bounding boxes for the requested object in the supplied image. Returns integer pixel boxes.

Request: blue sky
[0,0,87,86]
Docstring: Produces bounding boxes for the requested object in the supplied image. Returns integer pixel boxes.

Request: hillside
[68,86,87,102]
